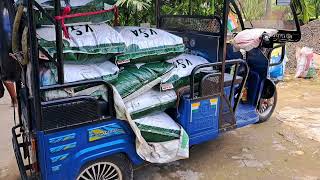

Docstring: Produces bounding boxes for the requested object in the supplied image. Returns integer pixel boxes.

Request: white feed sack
[63,60,119,83]
[37,23,125,56]
[125,89,177,119]
[161,53,212,90]
[115,26,183,50]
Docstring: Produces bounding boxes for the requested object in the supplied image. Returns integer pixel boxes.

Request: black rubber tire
[0,81,4,98]
[76,154,133,180]
[257,89,277,123]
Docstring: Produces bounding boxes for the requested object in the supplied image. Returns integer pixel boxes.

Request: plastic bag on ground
[231,28,278,51]
[160,53,212,90]
[295,47,317,78]
[125,88,177,119]
[112,86,189,163]
[114,26,185,64]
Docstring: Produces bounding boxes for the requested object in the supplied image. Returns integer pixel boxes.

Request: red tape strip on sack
[55,5,119,38]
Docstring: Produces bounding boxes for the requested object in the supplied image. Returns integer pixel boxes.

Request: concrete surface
[0,78,320,180]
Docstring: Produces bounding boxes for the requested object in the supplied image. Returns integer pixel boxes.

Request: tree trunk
[265,0,272,17]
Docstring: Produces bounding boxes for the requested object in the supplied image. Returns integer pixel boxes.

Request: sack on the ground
[295,47,317,78]
[35,0,117,25]
[160,54,211,90]
[40,60,119,86]
[114,26,185,64]
[134,112,180,142]
[125,88,177,119]
[37,23,125,61]
[112,62,174,101]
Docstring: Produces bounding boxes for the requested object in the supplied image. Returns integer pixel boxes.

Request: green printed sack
[134,112,181,142]
[125,89,177,119]
[40,60,119,86]
[111,62,174,101]
[37,23,126,61]
[35,0,117,25]
[114,26,185,64]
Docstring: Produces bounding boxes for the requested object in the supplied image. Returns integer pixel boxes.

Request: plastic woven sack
[37,23,125,61]
[295,47,317,78]
[112,62,174,100]
[35,0,117,25]
[113,86,189,163]
[114,26,185,64]
[134,112,180,142]
[231,28,278,51]
[43,85,109,102]
[160,54,211,90]
[125,89,177,119]
[40,60,119,86]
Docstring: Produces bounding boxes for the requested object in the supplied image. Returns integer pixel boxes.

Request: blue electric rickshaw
[0,0,302,179]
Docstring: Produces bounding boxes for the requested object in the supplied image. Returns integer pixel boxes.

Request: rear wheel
[257,89,277,123]
[76,154,133,180]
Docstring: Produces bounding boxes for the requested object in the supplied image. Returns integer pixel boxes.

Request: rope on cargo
[55,5,119,39]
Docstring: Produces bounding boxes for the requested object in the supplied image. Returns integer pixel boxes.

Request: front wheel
[257,89,277,123]
[77,154,133,180]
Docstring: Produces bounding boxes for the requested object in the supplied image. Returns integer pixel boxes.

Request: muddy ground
[1,77,320,180]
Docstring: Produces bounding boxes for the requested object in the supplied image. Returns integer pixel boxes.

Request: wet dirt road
[1,77,320,180]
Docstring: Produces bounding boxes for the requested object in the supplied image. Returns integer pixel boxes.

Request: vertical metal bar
[188,0,192,15]
[15,81,23,125]
[219,0,230,128]
[155,0,161,28]
[27,0,42,130]
[233,62,249,112]
[55,0,64,84]
[229,63,239,103]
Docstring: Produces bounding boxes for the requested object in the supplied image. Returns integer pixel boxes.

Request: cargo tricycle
[0,0,302,179]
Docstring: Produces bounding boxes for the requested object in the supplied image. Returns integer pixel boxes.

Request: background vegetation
[116,0,320,25]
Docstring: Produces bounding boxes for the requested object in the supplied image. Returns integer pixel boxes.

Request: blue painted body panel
[177,96,220,145]
[37,120,143,180]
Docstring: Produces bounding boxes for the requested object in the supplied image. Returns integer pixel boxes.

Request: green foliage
[239,0,266,21]
[293,0,320,23]
[116,0,151,11]
[117,0,224,26]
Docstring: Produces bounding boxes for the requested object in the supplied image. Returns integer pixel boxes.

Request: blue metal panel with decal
[88,124,126,142]
[51,165,62,172]
[49,133,76,144]
[50,154,69,163]
[50,142,77,153]
[37,120,143,180]
[178,96,220,145]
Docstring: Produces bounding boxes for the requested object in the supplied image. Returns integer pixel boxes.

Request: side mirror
[276,0,291,6]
